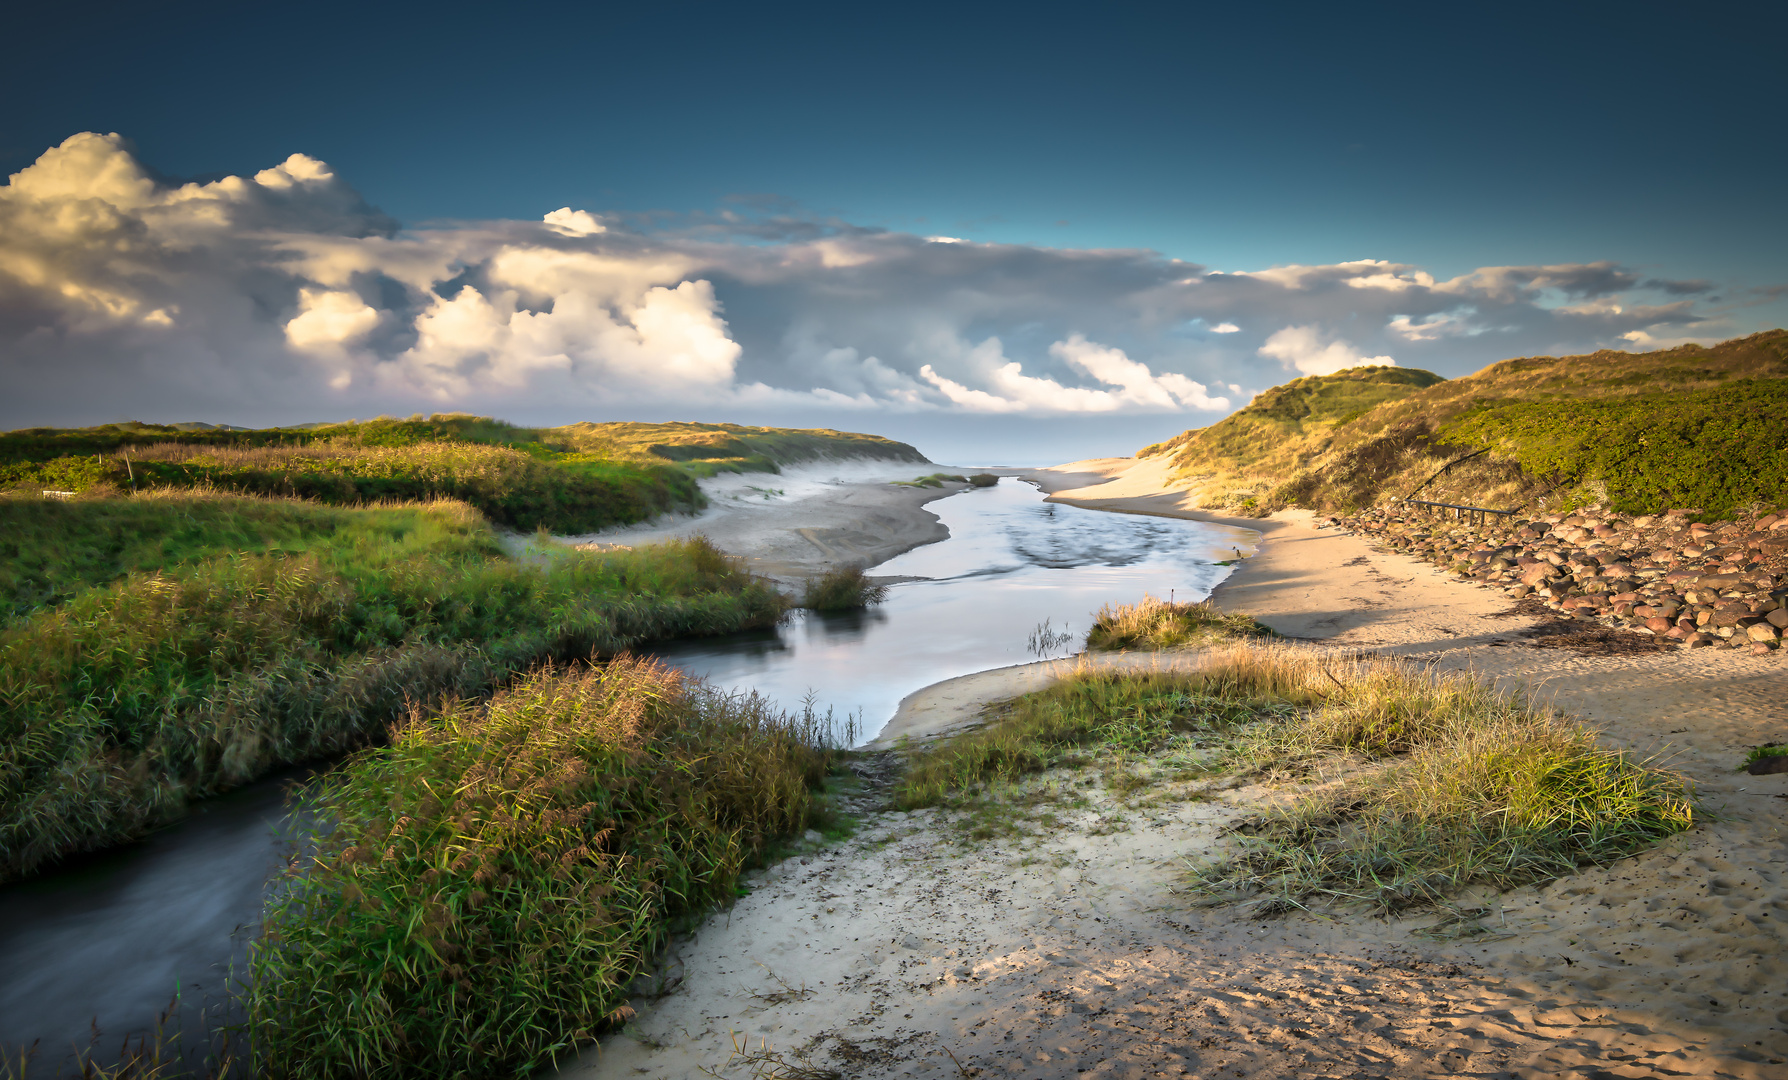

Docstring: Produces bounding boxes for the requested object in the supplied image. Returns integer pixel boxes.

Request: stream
[0,477,1252,1070]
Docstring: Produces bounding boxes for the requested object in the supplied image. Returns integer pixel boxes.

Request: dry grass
[899,642,1694,913]
[1085,595,1278,650]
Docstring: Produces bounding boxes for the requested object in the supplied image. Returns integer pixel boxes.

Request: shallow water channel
[656,479,1251,742]
[0,478,1249,1069]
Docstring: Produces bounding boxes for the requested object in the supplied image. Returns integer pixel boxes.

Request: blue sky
[3,1,1784,463]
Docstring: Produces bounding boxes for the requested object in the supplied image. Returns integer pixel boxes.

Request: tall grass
[800,565,889,611]
[0,502,786,881]
[27,439,702,533]
[1084,595,1278,650]
[898,643,1694,911]
[895,665,1284,809]
[1197,646,1694,912]
[246,657,831,1080]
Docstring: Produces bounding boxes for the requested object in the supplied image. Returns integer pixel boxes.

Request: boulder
[1747,623,1781,643]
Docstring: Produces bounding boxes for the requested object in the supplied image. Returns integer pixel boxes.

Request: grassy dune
[0,495,787,882]
[897,645,1692,913]
[1142,329,1788,517]
[0,415,929,534]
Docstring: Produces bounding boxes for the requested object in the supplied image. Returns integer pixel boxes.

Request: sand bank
[555,462,963,585]
[556,455,1787,1079]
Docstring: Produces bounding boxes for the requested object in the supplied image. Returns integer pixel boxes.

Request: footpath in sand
[559,457,1787,1080]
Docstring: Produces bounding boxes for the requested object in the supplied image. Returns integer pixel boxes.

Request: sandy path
[553,456,1787,1079]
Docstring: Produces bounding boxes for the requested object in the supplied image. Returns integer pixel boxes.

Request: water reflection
[653,480,1252,743]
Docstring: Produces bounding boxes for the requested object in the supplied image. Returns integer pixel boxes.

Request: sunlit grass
[1084,595,1278,650]
[898,641,1694,913]
[246,657,835,1080]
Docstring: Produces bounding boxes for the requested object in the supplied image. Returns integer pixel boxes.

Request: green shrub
[800,565,889,611]
[246,657,830,1080]
[968,473,999,487]
[1439,377,1788,516]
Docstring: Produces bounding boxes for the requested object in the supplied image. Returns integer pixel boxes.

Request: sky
[3,1,1784,464]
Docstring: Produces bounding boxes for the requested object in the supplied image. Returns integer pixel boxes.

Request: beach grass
[898,643,1694,912]
[1085,596,1278,650]
[245,657,833,1080]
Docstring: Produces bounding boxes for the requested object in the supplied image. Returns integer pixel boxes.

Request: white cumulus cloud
[1257,325,1396,376]
[0,132,1739,430]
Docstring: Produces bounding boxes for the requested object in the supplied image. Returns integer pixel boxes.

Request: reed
[0,502,787,881]
[245,657,833,1080]
[799,565,888,611]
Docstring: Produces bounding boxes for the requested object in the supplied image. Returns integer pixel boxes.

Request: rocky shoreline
[1329,504,1788,655]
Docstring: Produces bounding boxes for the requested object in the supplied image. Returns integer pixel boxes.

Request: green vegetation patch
[896,668,1283,810]
[0,494,368,619]
[0,503,786,881]
[1085,596,1278,650]
[1440,377,1788,517]
[891,473,967,488]
[1,415,929,534]
[800,565,890,612]
[247,657,832,1080]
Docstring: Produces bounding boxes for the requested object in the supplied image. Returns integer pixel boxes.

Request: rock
[1752,642,1779,655]
[1746,754,1788,775]
[1768,609,1788,629]
[1746,623,1780,643]
[1645,616,1674,633]
[1685,633,1715,648]
[1520,563,1559,586]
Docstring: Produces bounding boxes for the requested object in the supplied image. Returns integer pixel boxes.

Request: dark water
[0,772,312,1072]
[0,479,1250,1067]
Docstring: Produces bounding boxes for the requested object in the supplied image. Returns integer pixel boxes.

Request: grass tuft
[1085,596,1278,650]
[895,663,1282,810]
[898,642,1694,913]
[800,565,889,612]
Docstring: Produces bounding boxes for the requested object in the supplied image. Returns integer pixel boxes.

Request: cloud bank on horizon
[0,133,1727,429]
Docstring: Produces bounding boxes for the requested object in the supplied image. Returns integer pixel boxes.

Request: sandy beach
[556,456,1788,1079]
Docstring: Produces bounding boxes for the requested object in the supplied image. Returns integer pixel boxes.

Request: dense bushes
[0,501,786,881]
[1441,377,1788,517]
[246,658,831,1079]
[0,441,700,534]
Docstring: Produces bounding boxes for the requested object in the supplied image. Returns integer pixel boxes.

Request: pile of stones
[1325,505,1788,655]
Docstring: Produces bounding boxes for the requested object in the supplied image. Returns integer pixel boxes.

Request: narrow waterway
[0,478,1251,1070]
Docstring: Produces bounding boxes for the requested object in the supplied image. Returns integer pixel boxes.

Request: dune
[556,456,1787,1079]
